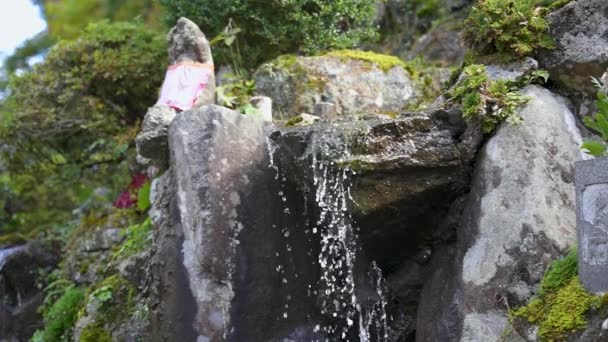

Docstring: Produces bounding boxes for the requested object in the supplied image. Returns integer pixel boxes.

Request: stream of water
[268,126,389,341]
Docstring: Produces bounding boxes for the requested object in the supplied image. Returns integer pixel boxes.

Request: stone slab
[576,157,608,293]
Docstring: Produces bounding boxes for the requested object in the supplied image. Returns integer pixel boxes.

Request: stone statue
[135,17,216,170]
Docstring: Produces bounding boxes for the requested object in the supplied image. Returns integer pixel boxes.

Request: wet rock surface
[417,86,586,342]
[0,242,61,341]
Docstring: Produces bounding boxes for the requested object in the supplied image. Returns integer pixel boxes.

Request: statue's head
[168,17,213,65]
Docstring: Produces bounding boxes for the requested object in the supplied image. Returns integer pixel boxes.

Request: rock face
[538,0,608,97]
[0,242,61,341]
[417,86,586,341]
[254,55,418,119]
[407,16,467,67]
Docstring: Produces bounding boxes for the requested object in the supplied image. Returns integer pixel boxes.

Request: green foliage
[462,0,555,59]
[42,0,166,40]
[581,78,608,157]
[159,0,379,68]
[33,285,85,342]
[448,64,532,133]
[216,76,260,115]
[84,274,136,324]
[110,218,152,263]
[0,21,166,236]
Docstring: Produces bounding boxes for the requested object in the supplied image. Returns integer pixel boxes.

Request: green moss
[285,116,304,127]
[35,286,85,342]
[539,248,578,295]
[515,277,599,341]
[514,247,603,341]
[110,218,152,264]
[270,54,299,71]
[87,274,137,324]
[325,50,408,72]
[80,325,112,342]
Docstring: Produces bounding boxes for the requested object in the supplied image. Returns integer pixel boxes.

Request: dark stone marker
[576,157,608,293]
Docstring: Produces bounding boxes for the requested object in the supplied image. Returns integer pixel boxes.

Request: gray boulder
[254,54,418,119]
[538,0,608,97]
[417,86,586,342]
[135,105,177,168]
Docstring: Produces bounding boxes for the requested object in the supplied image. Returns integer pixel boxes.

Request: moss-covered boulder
[254,51,420,119]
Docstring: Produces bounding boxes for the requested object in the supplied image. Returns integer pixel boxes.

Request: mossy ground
[513,248,606,341]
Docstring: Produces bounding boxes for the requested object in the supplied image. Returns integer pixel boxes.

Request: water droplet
[283,312,288,319]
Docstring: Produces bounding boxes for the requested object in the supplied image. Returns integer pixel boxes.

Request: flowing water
[268,125,389,341]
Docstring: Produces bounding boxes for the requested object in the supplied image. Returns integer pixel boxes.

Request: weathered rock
[407,16,467,67]
[153,105,284,341]
[0,241,61,341]
[538,0,608,97]
[417,86,586,342]
[81,228,123,252]
[375,0,472,60]
[254,54,418,119]
[135,105,177,168]
[250,96,273,122]
[485,57,539,83]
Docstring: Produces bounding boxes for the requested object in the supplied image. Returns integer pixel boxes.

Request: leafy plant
[462,0,555,59]
[32,285,85,342]
[581,77,608,157]
[0,21,166,236]
[448,64,534,133]
[158,0,379,69]
[216,76,260,115]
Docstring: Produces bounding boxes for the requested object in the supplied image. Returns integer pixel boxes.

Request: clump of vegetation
[32,284,85,342]
[159,0,379,68]
[448,64,532,133]
[0,21,166,236]
[581,77,608,157]
[513,248,604,341]
[110,218,152,263]
[462,0,555,59]
[216,77,260,115]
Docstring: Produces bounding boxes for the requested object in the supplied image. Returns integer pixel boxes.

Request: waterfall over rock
[149,104,481,341]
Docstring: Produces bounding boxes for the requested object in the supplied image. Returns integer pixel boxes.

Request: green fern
[462,0,556,59]
[581,78,608,157]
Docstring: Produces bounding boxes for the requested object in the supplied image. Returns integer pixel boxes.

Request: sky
[0,0,46,62]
